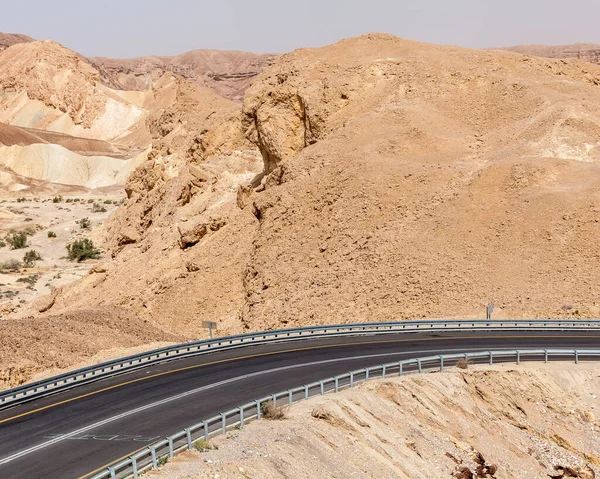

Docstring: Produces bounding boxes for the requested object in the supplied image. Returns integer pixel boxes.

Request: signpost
[486,302,494,320]
[202,321,217,338]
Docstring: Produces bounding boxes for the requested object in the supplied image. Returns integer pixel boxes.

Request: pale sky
[2,0,599,58]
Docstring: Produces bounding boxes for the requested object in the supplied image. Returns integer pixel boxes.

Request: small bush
[0,259,22,271]
[0,240,5,248]
[22,226,36,236]
[77,217,91,229]
[6,232,28,249]
[16,196,26,203]
[16,274,39,286]
[103,199,112,205]
[193,439,215,452]
[52,195,63,203]
[456,358,469,370]
[87,199,94,204]
[260,400,286,420]
[23,250,42,268]
[47,231,57,238]
[156,456,168,467]
[66,238,101,262]
[91,203,107,213]
[66,198,73,203]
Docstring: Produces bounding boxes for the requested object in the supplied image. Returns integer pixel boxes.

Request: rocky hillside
[38,33,600,343]
[501,43,600,64]
[91,50,279,101]
[138,364,600,479]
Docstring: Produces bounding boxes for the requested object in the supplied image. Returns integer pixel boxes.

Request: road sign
[486,302,494,320]
[202,321,217,338]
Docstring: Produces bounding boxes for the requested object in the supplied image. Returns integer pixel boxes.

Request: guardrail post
[489,351,493,365]
[256,400,261,420]
[399,362,403,376]
[417,359,422,374]
[221,413,227,434]
[439,356,444,372]
[382,365,387,377]
[335,377,339,392]
[545,349,548,363]
[575,350,579,364]
[151,446,157,468]
[288,389,293,405]
[109,466,116,479]
[186,428,192,449]
[131,456,138,479]
[516,350,520,365]
[319,381,324,395]
[240,406,244,427]
[304,385,309,399]
[203,420,209,441]
[365,368,370,380]
[168,437,174,458]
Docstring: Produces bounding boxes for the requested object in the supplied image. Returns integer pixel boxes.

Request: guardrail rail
[2,319,600,411]
[86,348,600,479]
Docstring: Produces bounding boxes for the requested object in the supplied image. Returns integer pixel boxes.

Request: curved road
[0,330,599,478]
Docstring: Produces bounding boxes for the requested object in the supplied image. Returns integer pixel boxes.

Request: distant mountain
[91,50,279,101]
[499,43,600,64]
[0,32,34,51]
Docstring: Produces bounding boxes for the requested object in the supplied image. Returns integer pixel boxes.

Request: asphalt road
[0,330,598,478]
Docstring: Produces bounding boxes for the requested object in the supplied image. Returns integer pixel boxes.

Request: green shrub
[193,439,215,452]
[77,217,91,229]
[66,239,101,262]
[23,250,42,268]
[16,274,39,286]
[91,203,107,213]
[22,226,36,236]
[6,232,27,249]
[103,199,112,205]
[16,196,26,203]
[47,231,57,238]
[52,195,63,203]
[0,259,22,271]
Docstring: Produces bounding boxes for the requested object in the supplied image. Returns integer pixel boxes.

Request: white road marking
[0,346,496,465]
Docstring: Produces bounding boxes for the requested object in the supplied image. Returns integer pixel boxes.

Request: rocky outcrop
[91,50,279,101]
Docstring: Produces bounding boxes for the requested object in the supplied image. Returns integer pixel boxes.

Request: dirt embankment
[141,363,600,479]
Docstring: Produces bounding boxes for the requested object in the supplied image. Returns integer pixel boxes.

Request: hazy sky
[2,0,599,58]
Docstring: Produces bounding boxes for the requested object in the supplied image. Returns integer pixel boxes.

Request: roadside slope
[143,364,600,479]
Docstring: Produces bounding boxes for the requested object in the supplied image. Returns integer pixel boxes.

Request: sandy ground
[0,194,123,315]
[142,362,600,479]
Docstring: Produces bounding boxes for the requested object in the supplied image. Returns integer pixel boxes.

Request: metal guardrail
[2,319,600,410]
[86,348,600,479]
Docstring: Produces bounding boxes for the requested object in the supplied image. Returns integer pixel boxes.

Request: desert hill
[91,50,279,101]
[501,43,600,64]
[0,32,33,51]
[0,39,253,191]
[36,33,600,345]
